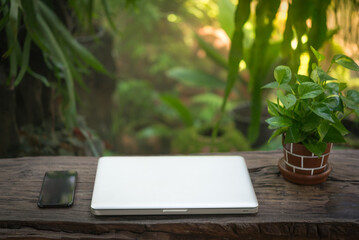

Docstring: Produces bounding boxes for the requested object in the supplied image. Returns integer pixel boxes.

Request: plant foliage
[263,47,359,156]
[0,0,109,128]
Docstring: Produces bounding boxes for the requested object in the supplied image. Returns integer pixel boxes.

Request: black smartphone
[38,170,77,208]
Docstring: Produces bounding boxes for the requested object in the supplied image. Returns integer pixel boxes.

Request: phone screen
[38,171,77,208]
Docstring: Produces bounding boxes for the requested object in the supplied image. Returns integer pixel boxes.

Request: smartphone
[38,170,77,208]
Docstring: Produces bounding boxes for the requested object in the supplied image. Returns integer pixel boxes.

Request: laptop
[91,155,258,215]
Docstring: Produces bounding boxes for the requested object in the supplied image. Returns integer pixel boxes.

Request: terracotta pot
[278,135,332,185]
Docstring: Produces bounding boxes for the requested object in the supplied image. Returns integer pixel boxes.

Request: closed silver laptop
[91,155,258,215]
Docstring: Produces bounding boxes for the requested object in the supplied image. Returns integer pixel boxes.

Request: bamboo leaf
[37,14,77,128]
[220,0,251,112]
[194,33,228,69]
[160,94,193,127]
[38,1,108,75]
[27,67,50,87]
[21,0,49,53]
[9,0,20,40]
[248,0,281,143]
[87,0,94,26]
[14,33,31,87]
[100,0,118,33]
[218,0,235,37]
[5,23,17,85]
[167,67,225,89]
[0,8,9,32]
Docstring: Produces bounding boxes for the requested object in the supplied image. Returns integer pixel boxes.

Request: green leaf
[218,0,235,37]
[27,68,50,87]
[332,54,359,71]
[21,0,49,52]
[5,24,17,83]
[9,0,20,40]
[303,141,327,157]
[167,67,225,89]
[192,93,235,110]
[38,1,108,75]
[301,113,321,132]
[137,124,172,139]
[278,92,296,109]
[323,126,346,143]
[194,33,227,69]
[37,14,77,127]
[262,81,278,89]
[100,0,118,33]
[265,116,292,128]
[325,82,339,94]
[341,93,359,110]
[318,121,330,141]
[317,67,336,81]
[0,7,9,33]
[267,100,279,116]
[310,102,334,122]
[220,0,251,112]
[160,94,193,127]
[310,46,325,62]
[323,95,343,112]
[268,128,286,142]
[14,33,31,87]
[278,83,292,92]
[284,124,304,143]
[296,74,313,83]
[298,82,323,99]
[339,82,347,91]
[332,115,349,135]
[274,65,292,84]
[347,90,359,104]
[311,67,336,83]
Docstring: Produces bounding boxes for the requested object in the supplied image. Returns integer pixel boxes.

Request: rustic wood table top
[0,150,358,239]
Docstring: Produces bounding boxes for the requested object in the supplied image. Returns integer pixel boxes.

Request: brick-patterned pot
[278,135,332,185]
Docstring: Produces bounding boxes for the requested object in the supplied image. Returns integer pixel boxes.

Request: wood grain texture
[0,150,358,239]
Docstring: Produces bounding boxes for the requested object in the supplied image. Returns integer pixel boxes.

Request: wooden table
[0,150,358,239]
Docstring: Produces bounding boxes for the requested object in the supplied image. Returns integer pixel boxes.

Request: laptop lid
[91,155,258,215]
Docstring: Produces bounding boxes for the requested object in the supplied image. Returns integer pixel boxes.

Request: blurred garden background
[0,0,358,157]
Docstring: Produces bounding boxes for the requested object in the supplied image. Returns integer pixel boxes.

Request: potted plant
[263,47,359,185]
